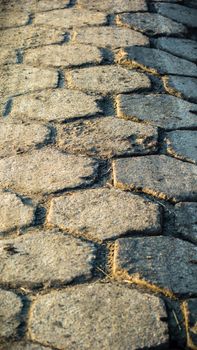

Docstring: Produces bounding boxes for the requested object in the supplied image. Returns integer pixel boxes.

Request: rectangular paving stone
[0,290,23,338]
[154,37,197,62]
[163,75,197,103]
[175,202,197,244]
[0,11,29,29]
[154,3,197,28]
[113,236,197,295]
[165,130,197,164]
[78,0,148,13]
[0,48,16,65]
[113,155,197,202]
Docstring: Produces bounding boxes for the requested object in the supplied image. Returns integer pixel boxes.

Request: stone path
[0,0,197,349]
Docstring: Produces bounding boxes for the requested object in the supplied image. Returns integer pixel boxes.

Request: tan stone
[2,343,52,350]
[0,48,16,65]
[165,130,197,164]
[0,0,70,12]
[78,0,147,12]
[0,11,29,29]
[0,289,22,338]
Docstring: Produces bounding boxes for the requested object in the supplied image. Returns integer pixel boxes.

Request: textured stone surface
[116,94,197,129]
[57,117,158,157]
[29,284,169,350]
[23,44,102,67]
[0,48,16,65]
[113,155,197,202]
[0,0,70,12]
[165,130,197,164]
[154,3,197,28]
[34,9,107,28]
[113,236,197,294]
[0,123,50,158]
[47,188,162,241]
[163,75,197,102]
[185,299,197,347]
[0,191,35,235]
[0,231,95,287]
[78,0,148,12]
[175,202,197,244]
[74,26,149,49]
[0,11,29,29]
[184,0,197,8]
[2,343,52,350]
[117,47,197,77]
[67,66,151,94]
[116,13,186,36]
[0,148,98,195]
[1,66,57,98]
[155,37,197,62]
[0,289,22,338]
[10,89,101,122]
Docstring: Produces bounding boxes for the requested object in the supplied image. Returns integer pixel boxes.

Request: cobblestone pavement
[0,0,197,349]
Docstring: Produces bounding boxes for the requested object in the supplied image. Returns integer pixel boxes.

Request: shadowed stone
[175,202,197,244]
[113,155,197,202]
[47,188,162,241]
[185,299,197,347]
[0,48,16,65]
[0,231,95,287]
[163,76,197,102]
[155,37,197,62]
[165,130,197,164]
[116,94,197,129]
[154,3,197,28]
[28,284,169,350]
[0,148,98,195]
[113,236,197,295]
[78,0,147,12]
[0,290,22,338]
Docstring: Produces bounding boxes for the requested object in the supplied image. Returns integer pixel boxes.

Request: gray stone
[0,231,95,287]
[116,13,187,36]
[66,65,151,94]
[0,289,22,338]
[2,343,52,350]
[175,202,197,244]
[23,44,102,67]
[152,0,183,2]
[113,155,197,202]
[113,236,197,295]
[163,75,197,102]
[116,46,197,77]
[155,37,197,62]
[9,89,101,123]
[185,299,197,347]
[154,3,197,28]
[116,94,197,129]
[0,148,98,195]
[47,188,162,241]
[0,191,35,235]
[78,0,148,13]
[57,117,158,157]
[184,0,197,8]
[165,130,197,164]
[74,26,149,49]
[0,123,50,158]
[0,48,16,65]
[29,283,169,350]
[0,11,29,29]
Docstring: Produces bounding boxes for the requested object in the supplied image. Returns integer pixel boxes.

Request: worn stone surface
[184,0,197,8]
[78,0,148,12]
[23,44,102,67]
[47,188,162,241]
[0,0,70,12]
[113,236,197,295]
[155,37,197,62]
[165,130,197,164]
[0,123,50,158]
[1,343,52,350]
[9,89,101,122]
[0,148,98,195]
[74,26,149,49]
[0,11,29,29]
[154,3,197,28]
[34,9,107,28]
[117,47,197,77]
[116,94,197,129]
[175,202,197,244]
[0,191,35,235]
[113,155,197,202]
[185,299,197,347]
[67,66,151,94]
[57,117,158,157]
[0,289,22,338]
[163,75,197,102]
[116,13,187,36]
[29,283,169,350]
[0,66,57,98]
[0,231,95,287]
[0,48,16,65]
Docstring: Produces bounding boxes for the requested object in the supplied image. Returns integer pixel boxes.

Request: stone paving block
[163,75,197,102]
[116,13,187,36]
[175,202,197,244]
[0,123,50,158]
[116,94,197,129]
[0,66,57,98]
[57,117,158,157]
[0,148,98,195]
[113,155,197,202]
[74,26,149,49]
[0,48,16,65]
[152,0,183,2]
[0,0,70,12]
[2,343,52,350]
[184,0,197,8]
[154,37,197,62]
[154,3,197,28]
[0,289,22,338]
[113,236,197,295]
[0,191,35,235]
[28,283,169,350]
[23,44,102,67]
[78,0,148,13]
[0,11,29,29]
[165,130,197,164]
[10,89,101,122]
[0,231,95,287]
[34,9,107,28]
[184,299,197,347]
[116,46,197,77]
[47,188,162,241]
[66,65,151,94]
